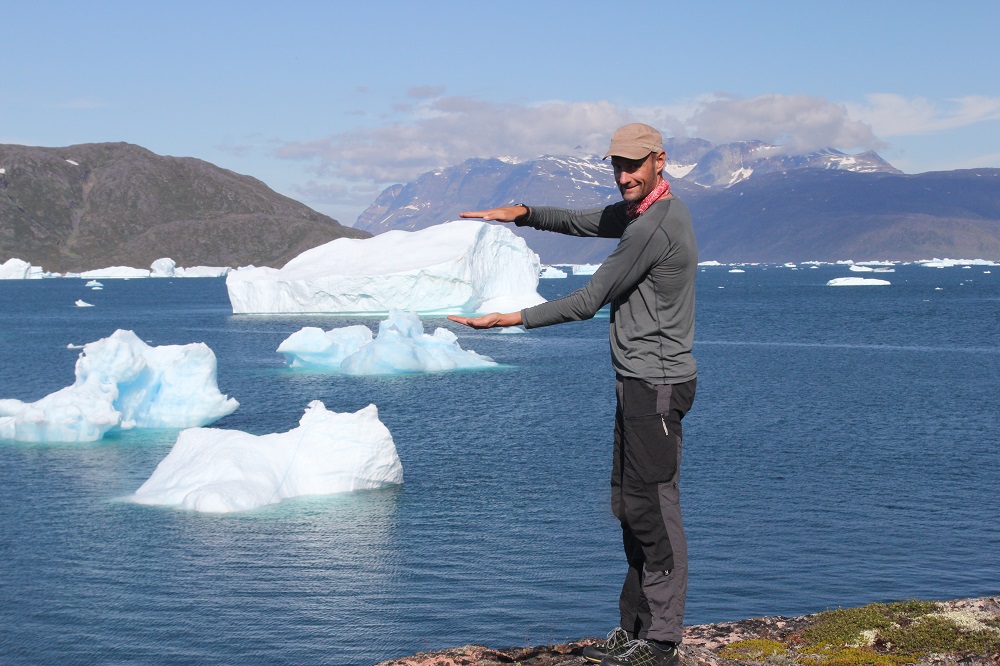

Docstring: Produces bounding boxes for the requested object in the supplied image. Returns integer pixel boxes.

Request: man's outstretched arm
[459,205,528,223]
[448,312,523,329]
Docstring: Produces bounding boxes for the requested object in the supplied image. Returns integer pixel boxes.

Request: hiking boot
[600,639,679,666]
[581,626,633,662]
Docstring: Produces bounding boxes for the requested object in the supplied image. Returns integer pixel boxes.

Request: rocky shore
[375,596,1000,666]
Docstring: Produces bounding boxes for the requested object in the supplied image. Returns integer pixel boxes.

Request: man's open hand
[459,205,527,223]
[448,312,523,329]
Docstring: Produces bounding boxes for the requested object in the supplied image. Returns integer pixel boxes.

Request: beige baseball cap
[603,123,664,160]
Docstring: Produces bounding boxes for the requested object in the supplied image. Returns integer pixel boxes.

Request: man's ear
[654,151,667,172]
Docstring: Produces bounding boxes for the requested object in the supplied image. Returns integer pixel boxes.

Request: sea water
[1,265,998,665]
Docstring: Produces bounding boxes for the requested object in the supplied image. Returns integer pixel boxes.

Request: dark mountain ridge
[355,138,1000,263]
[0,142,368,273]
[694,168,1000,261]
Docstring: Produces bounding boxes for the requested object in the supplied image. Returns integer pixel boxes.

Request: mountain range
[0,142,368,273]
[356,139,1000,263]
[3,139,999,272]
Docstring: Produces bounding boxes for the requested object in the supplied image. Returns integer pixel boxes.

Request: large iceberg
[226,220,545,314]
[277,309,497,374]
[129,401,402,513]
[0,330,238,442]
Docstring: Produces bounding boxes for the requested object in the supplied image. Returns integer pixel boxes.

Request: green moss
[792,599,1000,663]
[799,600,941,648]
[880,615,1000,654]
[720,638,789,661]
[796,645,919,666]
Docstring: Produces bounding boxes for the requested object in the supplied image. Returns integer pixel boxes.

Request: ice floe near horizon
[0,257,231,279]
[129,401,402,513]
[0,330,238,442]
[226,220,545,315]
[918,258,999,268]
[0,258,47,280]
[540,266,568,279]
[277,309,497,374]
[826,277,892,286]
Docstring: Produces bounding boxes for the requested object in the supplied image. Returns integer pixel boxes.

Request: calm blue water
[1,265,998,665]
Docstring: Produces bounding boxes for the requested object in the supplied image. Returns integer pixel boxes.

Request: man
[449,123,697,666]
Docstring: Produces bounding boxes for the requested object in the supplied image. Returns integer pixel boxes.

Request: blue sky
[4,0,999,224]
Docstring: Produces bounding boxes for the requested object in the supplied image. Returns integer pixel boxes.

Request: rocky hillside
[354,141,1000,264]
[0,142,369,273]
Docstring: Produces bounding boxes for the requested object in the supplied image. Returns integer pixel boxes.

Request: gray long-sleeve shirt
[518,197,697,384]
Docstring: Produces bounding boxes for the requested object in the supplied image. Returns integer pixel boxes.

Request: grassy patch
[717,600,1000,665]
[799,600,940,648]
[719,639,790,662]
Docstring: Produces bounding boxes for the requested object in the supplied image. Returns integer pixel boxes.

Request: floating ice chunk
[698,260,723,267]
[226,220,545,314]
[129,401,402,513]
[728,269,745,273]
[80,266,151,279]
[918,258,998,268]
[0,330,238,442]
[849,265,875,272]
[540,266,568,279]
[1,258,32,279]
[826,277,891,286]
[150,258,177,277]
[278,325,373,369]
[75,299,94,307]
[85,280,104,287]
[176,265,231,278]
[277,309,497,375]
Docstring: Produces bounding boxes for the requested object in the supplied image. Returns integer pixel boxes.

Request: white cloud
[685,93,883,154]
[845,94,1000,137]
[275,98,636,183]
[275,91,999,187]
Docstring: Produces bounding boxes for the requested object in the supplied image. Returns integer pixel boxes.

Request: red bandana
[626,177,672,219]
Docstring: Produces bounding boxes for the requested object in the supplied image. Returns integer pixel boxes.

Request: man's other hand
[448,312,523,329]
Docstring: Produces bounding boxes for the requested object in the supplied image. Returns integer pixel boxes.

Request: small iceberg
[129,401,402,513]
[75,299,94,307]
[540,266,568,279]
[826,277,891,286]
[0,330,237,442]
[277,309,497,375]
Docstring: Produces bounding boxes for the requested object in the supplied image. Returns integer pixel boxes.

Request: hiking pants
[612,376,696,644]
